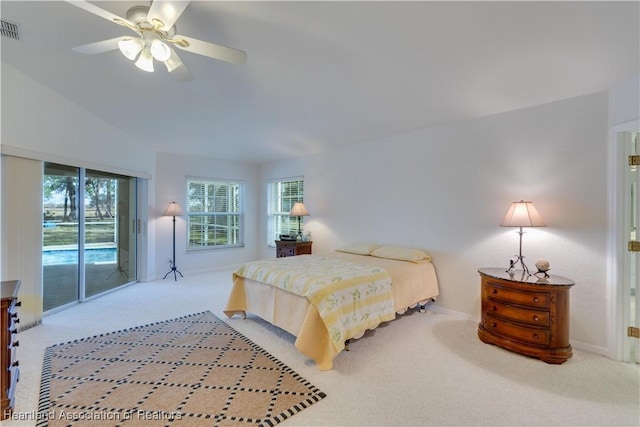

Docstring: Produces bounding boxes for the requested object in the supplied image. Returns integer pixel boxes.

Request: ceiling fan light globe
[150,40,171,62]
[164,50,183,72]
[135,48,154,72]
[118,38,144,61]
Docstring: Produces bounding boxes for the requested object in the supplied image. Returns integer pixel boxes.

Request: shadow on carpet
[37,311,326,426]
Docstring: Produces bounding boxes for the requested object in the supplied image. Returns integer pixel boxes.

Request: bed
[223,244,439,370]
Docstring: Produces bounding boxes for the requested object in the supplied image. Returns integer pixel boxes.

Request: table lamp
[289,202,309,240]
[500,200,546,275]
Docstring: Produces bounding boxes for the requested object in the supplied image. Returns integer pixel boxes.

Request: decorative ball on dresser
[534,259,551,278]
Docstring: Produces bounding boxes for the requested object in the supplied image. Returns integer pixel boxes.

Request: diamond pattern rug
[37,311,326,426]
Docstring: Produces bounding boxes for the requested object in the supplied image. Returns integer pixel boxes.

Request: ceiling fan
[64,0,247,81]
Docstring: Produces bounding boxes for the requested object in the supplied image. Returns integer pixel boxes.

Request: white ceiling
[1,1,638,164]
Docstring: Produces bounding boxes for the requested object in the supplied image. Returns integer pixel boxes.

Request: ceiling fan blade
[164,48,194,81]
[173,35,247,65]
[72,37,122,55]
[64,1,134,28]
[147,0,190,31]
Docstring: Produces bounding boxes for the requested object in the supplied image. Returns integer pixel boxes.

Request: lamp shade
[163,201,183,217]
[164,48,183,72]
[135,47,154,72]
[150,39,171,61]
[500,200,545,227]
[118,37,144,60]
[289,202,309,217]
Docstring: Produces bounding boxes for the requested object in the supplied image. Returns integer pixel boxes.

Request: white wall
[260,91,610,351]
[153,151,259,279]
[1,64,155,176]
[608,75,640,126]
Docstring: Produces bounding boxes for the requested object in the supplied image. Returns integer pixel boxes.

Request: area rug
[37,311,326,427]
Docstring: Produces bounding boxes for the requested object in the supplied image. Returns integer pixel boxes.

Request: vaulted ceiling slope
[1,1,639,164]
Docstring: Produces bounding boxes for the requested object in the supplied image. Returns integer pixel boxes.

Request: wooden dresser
[1,280,21,420]
[477,268,573,364]
[275,240,312,258]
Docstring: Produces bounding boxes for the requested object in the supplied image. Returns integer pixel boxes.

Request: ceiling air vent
[0,20,19,40]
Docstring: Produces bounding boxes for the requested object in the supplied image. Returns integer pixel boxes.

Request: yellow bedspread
[232,255,396,354]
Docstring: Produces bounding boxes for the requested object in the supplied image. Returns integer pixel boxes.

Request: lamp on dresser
[163,201,184,281]
[500,200,546,276]
[289,201,309,240]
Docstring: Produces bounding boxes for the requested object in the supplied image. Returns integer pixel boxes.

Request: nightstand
[477,268,574,364]
[275,240,312,258]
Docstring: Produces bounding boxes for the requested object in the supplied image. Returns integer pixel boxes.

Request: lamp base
[506,255,530,276]
[506,227,531,277]
[163,265,183,281]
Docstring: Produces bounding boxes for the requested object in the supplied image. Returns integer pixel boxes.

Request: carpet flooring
[36,311,326,427]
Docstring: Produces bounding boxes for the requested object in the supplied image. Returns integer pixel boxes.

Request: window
[267,177,304,246]
[187,178,244,250]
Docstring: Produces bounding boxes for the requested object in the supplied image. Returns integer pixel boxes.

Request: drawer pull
[532,334,539,340]
[490,322,497,328]
[533,297,540,303]
[491,289,498,294]
[533,315,539,322]
[492,306,498,312]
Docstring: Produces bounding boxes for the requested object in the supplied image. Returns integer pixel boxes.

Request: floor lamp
[500,200,546,276]
[163,201,184,281]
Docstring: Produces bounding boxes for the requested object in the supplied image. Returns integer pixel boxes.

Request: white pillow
[370,246,431,263]
[335,243,381,256]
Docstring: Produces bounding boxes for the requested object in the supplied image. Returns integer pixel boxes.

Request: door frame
[608,119,640,361]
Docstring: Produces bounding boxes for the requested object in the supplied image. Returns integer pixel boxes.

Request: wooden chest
[477,268,573,364]
[1,280,21,420]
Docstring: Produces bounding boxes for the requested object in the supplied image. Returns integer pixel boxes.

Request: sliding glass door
[84,169,137,298]
[43,164,80,310]
[43,163,137,312]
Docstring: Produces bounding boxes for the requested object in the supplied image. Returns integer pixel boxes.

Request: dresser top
[478,268,574,286]
[1,280,21,299]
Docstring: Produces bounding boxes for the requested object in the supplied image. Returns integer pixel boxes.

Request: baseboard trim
[18,319,42,333]
[427,305,478,322]
[427,305,610,358]
[570,339,608,357]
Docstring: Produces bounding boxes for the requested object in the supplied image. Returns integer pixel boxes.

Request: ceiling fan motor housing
[126,5,151,26]
[124,5,176,36]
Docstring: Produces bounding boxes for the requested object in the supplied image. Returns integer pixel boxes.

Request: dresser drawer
[485,282,550,308]
[275,241,312,258]
[277,246,295,257]
[8,365,19,409]
[483,313,550,345]
[485,299,550,327]
[10,337,19,364]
